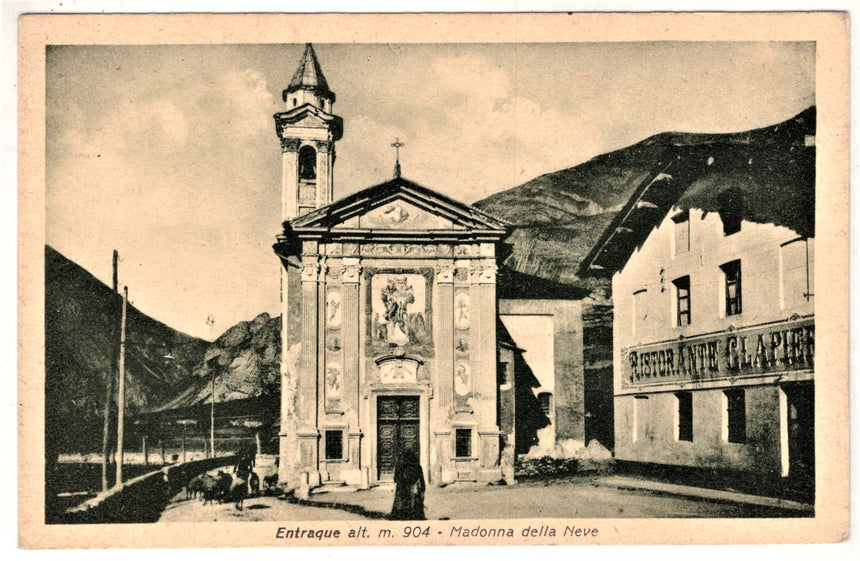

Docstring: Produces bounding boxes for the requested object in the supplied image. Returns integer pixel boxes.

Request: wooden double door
[377,396,420,479]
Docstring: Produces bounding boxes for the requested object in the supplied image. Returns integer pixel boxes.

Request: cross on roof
[391,138,405,178]
[391,138,405,160]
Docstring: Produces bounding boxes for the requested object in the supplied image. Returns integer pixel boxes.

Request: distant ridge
[475,107,815,291]
[45,246,208,457]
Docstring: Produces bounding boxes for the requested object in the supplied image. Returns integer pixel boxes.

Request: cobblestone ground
[158,477,798,522]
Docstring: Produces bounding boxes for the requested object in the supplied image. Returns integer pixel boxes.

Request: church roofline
[288,175,511,233]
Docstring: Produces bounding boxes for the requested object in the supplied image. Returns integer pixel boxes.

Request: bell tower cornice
[276,43,343,222]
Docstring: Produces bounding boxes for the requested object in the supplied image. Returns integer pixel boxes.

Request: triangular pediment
[290,177,509,233]
[337,200,456,230]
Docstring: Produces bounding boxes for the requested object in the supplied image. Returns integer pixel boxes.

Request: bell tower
[274,44,343,220]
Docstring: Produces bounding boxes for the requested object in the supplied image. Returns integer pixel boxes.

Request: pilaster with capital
[435,263,455,413]
[470,262,498,425]
[341,259,361,418]
[281,139,300,220]
[299,258,320,439]
[316,140,332,207]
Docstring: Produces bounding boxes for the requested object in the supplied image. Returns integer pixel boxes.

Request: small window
[721,260,742,316]
[718,188,743,236]
[632,289,648,336]
[455,428,472,458]
[538,393,553,417]
[325,430,343,460]
[724,389,746,444]
[299,144,317,180]
[676,392,693,442]
[781,238,813,309]
[674,276,691,326]
[633,395,649,443]
[672,210,690,255]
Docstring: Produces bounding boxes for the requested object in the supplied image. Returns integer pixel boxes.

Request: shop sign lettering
[625,319,813,385]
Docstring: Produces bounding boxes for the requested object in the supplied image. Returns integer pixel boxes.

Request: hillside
[127,108,816,417]
[151,311,281,413]
[45,246,208,458]
[474,107,815,288]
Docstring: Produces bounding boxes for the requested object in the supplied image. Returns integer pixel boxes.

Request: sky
[45,42,815,340]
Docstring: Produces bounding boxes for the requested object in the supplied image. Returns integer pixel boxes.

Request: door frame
[368,385,430,484]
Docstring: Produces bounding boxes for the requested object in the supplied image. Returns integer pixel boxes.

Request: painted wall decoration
[326,362,343,400]
[367,269,434,357]
[455,291,471,330]
[358,200,454,230]
[454,361,471,396]
[378,358,420,385]
[326,289,342,329]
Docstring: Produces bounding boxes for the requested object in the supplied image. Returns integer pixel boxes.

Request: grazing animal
[263,473,279,493]
[186,474,205,500]
[201,471,232,505]
[229,474,248,510]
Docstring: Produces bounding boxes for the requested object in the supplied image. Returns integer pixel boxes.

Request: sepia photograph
[17,12,849,548]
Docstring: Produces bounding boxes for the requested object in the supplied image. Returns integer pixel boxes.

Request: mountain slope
[475,107,816,288]
[141,108,816,414]
[45,246,208,457]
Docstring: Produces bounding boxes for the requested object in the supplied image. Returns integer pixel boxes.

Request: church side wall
[499,300,586,450]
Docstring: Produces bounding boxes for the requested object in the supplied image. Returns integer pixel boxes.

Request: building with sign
[579,114,815,495]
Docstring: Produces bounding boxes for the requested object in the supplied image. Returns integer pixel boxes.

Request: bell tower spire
[275,43,343,220]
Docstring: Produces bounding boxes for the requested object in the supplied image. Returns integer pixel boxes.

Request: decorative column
[298,256,321,486]
[473,261,501,480]
[341,259,362,417]
[341,259,364,485]
[278,263,298,488]
[435,263,455,412]
[281,137,300,220]
[316,140,331,207]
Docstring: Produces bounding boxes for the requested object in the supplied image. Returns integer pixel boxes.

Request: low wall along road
[60,455,238,524]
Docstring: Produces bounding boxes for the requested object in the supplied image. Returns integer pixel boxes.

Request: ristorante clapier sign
[623,317,814,386]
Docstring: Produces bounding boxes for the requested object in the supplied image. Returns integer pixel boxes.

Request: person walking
[390,449,425,520]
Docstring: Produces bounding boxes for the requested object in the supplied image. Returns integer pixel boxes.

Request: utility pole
[115,286,128,486]
[210,369,216,458]
[101,250,119,492]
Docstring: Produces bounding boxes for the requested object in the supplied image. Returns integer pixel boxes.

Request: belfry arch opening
[299,145,317,180]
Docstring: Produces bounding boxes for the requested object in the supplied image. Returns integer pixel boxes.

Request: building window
[675,392,693,442]
[632,289,647,336]
[780,238,813,309]
[723,389,746,444]
[718,188,743,236]
[672,210,690,255]
[721,260,742,316]
[324,430,344,460]
[538,392,553,417]
[633,395,649,443]
[299,144,317,180]
[455,428,472,458]
[674,276,691,326]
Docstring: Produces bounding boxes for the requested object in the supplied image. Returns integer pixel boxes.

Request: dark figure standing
[390,450,425,520]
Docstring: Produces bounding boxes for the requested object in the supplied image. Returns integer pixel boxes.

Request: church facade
[272,45,512,489]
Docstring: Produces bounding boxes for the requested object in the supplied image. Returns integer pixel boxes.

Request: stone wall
[59,455,237,524]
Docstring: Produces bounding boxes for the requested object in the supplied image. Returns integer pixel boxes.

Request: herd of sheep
[185,470,263,510]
